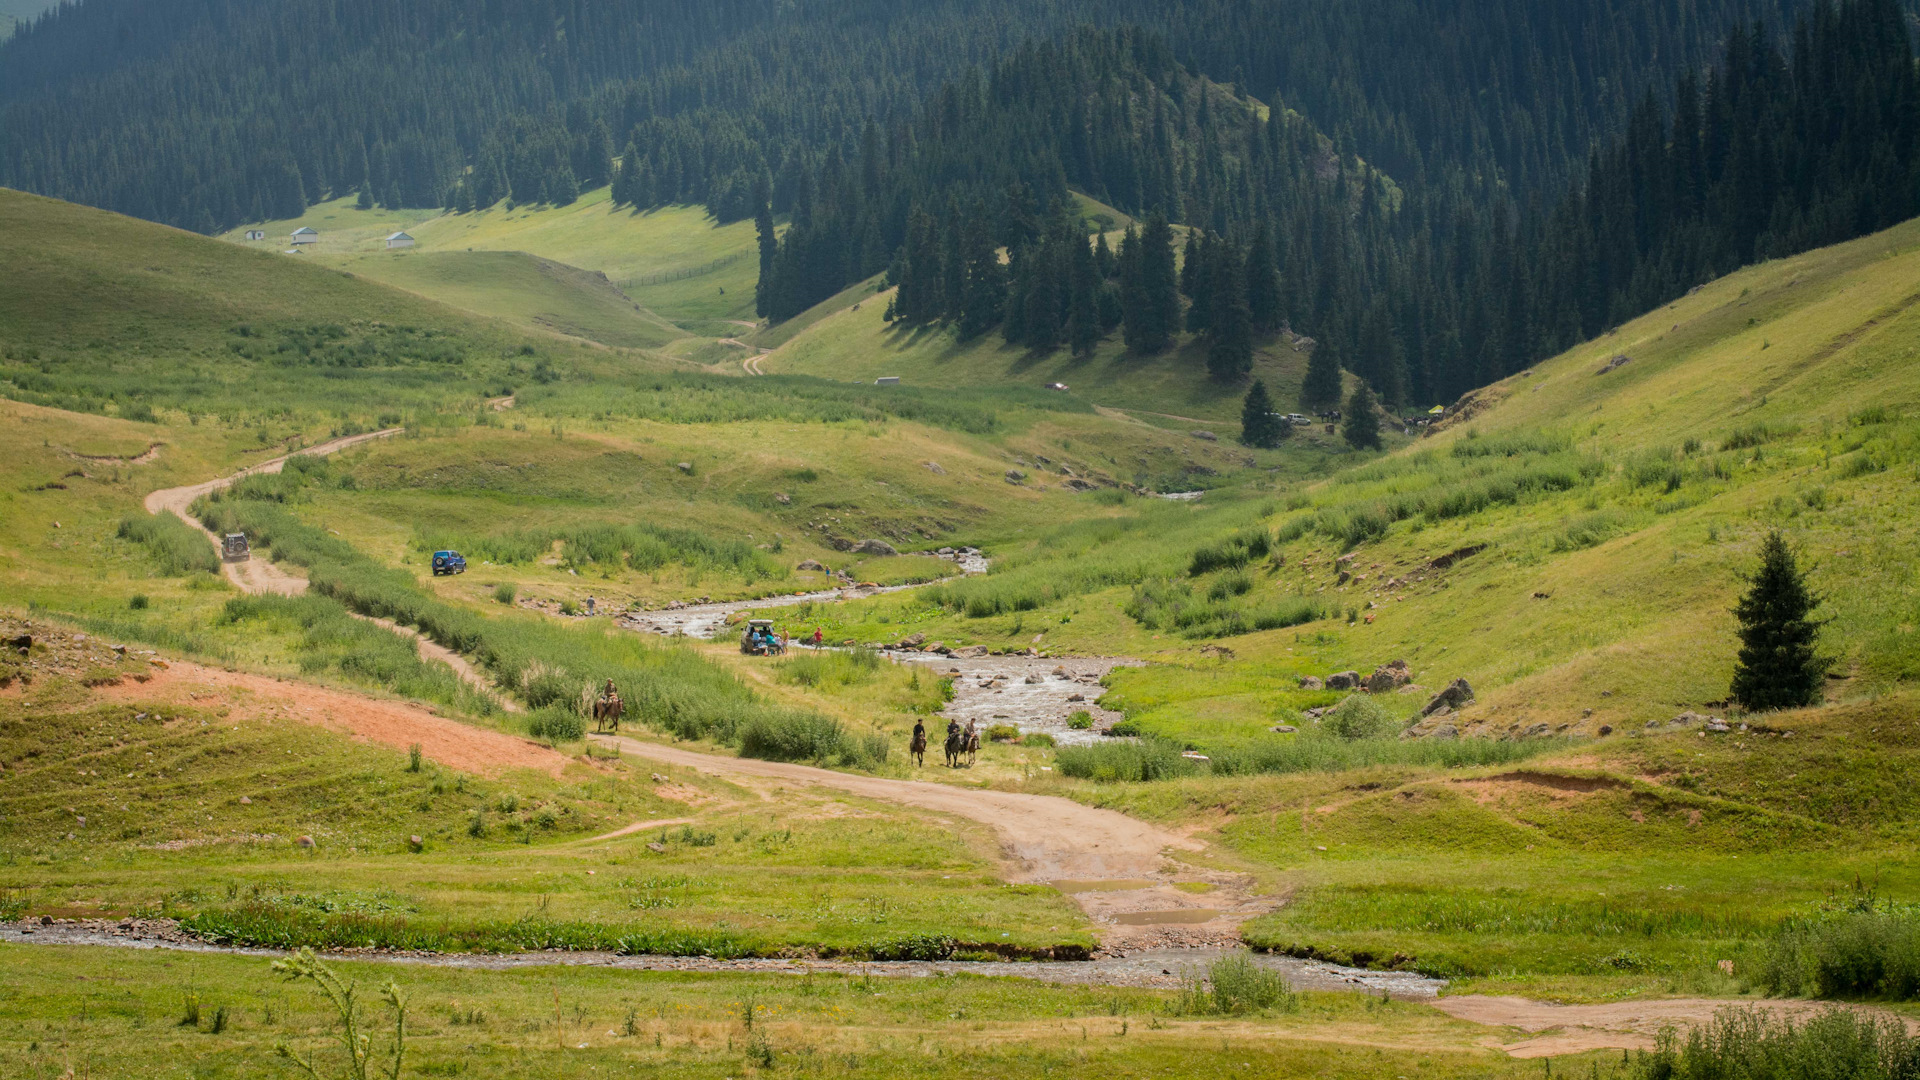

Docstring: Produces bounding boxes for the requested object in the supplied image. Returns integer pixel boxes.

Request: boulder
[1420,677,1475,717]
[1427,724,1459,740]
[796,559,828,572]
[1597,725,1614,736]
[1325,671,1361,690]
[1005,469,1027,483]
[1189,430,1218,441]
[851,539,899,557]
[953,645,990,658]
[927,642,948,654]
[1669,710,1710,727]
[924,461,946,475]
[1271,725,1298,734]
[1363,660,1413,694]
[775,493,792,505]
[899,632,926,648]
[1297,675,1324,691]
[675,461,693,473]
[408,835,424,853]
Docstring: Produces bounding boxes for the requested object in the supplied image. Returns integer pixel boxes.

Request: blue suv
[431,550,467,576]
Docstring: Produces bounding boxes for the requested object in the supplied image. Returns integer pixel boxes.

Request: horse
[944,726,965,768]
[592,694,624,733]
[910,724,928,767]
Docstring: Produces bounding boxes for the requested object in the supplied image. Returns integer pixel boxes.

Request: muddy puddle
[0,921,1443,997]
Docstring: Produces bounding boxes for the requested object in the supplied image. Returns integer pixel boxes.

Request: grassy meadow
[9,178,1920,1080]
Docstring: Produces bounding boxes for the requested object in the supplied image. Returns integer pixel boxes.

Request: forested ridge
[0,0,1852,232]
[1,0,1916,413]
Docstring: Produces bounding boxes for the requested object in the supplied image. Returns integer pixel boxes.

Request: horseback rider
[910,719,927,767]
[599,678,619,705]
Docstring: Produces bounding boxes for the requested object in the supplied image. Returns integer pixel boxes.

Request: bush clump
[1630,1006,1920,1079]
[118,512,220,575]
[1177,954,1299,1015]
[1055,737,1203,782]
[739,712,888,769]
[526,707,585,743]
[1319,695,1407,741]
[1757,905,1920,1000]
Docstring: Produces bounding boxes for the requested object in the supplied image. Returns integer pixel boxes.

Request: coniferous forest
[2,0,1915,408]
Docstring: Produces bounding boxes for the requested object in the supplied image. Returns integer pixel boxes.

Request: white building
[385,231,415,250]
[245,229,265,241]
[290,227,318,245]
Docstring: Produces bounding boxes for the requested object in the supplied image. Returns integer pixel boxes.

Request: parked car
[431,550,467,576]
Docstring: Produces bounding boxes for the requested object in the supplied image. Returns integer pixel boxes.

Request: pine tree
[1239,379,1288,448]
[1730,531,1828,711]
[1206,243,1252,380]
[959,210,1006,339]
[754,199,778,320]
[1342,383,1382,450]
[1245,221,1283,334]
[1300,332,1344,410]
[1126,211,1179,354]
[1066,234,1101,356]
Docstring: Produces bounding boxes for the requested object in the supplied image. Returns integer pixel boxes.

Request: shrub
[986,724,1020,742]
[492,582,517,604]
[1320,695,1405,740]
[118,512,220,576]
[1180,954,1299,1015]
[128,594,150,610]
[1756,907,1920,1000]
[1055,738,1203,782]
[526,708,584,742]
[739,712,886,768]
[1631,1006,1920,1079]
[1188,530,1271,576]
[1024,732,1057,747]
[1067,711,1094,730]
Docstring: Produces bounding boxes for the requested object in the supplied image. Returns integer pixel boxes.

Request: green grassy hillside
[0,187,615,428]
[329,249,685,350]
[226,191,762,336]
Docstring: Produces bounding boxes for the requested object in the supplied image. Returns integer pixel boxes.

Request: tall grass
[221,594,494,714]
[1174,955,1299,1016]
[1757,905,1920,1000]
[116,512,219,575]
[1630,1006,1920,1079]
[1057,733,1565,782]
[417,521,782,581]
[1125,579,1321,638]
[197,490,877,767]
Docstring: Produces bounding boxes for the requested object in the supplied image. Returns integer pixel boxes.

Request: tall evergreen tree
[1066,234,1101,356]
[1239,379,1287,448]
[1245,221,1283,334]
[1300,333,1344,410]
[1730,531,1828,711]
[1342,383,1382,450]
[1206,242,1252,380]
[754,199,778,320]
[959,210,1007,340]
[1127,211,1180,353]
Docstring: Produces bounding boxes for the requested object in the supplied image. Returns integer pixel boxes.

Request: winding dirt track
[142,428,402,596]
[589,731,1197,883]
[139,428,516,709]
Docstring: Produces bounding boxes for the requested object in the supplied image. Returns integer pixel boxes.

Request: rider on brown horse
[910,720,927,767]
[593,679,624,733]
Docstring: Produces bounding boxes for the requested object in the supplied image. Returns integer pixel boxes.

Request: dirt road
[139,428,514,709]
[1429,995,1914,1057]
[587,729,1273,945]
[96,659,566,777]
[143,427,402,596]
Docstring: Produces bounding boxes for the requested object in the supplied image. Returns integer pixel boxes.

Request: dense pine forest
[1,0,1915,409]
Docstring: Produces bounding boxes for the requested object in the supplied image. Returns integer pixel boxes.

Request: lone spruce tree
[1342,383,1382,450]
[1730,531,1828,711]
[1239,380,1287,448]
